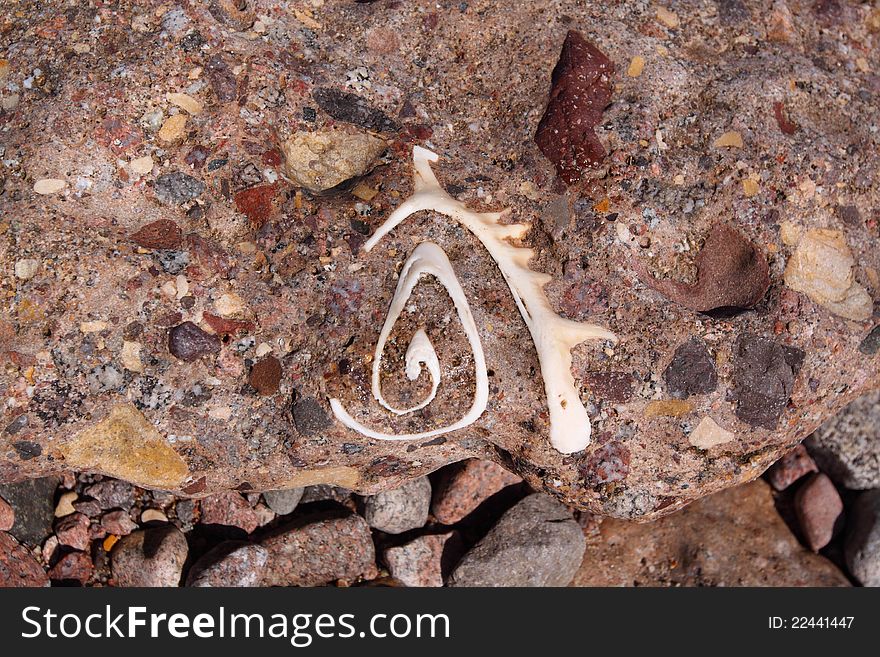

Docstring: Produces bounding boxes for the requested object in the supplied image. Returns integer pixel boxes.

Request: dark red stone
[202,312,255,337]
[534,31,614,185]
[130,219,183,250]
[634,223,770,312]
[168,322,221,362]
[48,551,93,584]
[249,356,282,395]
[234,184,278,227]
[585,371,634,403]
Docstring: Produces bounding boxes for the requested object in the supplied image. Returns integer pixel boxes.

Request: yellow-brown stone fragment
[60,404,188,490]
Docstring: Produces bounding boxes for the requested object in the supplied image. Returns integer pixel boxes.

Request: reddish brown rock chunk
[234,183,279,227]
[130,219,183,250]
[168,321,221,362]
[584,370,634,403]
[766,444,818,491]
[579,441,631,486]
[202,312,255,337]
[54,512,90,550]
[0,532,50,587]
[260,513,377,586]
[48,551,93,584]
[635,223,770,312]
[534,30,613,185]
[200,492,261,534]
[432,459,522,525]
[101,509,137,537]
[249,356,282,395]
[572,480,849,586]
[773,101,798,135]
[794,473,844,552]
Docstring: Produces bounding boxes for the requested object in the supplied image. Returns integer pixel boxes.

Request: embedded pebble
[689,416,734,449]
[33,178,66,194]
[167,91,203,115]
[363,476,431,534]
[54,491,78,517]
[158,113,188,143]
[129,155,154,175]
[168,321,221,361]
[14,258,39,280]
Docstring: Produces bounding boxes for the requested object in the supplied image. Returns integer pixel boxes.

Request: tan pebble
[158,114,188,144]
[72,43,91,54]
[855,57,870,73]
[0,59,9,83]
[175,275,189,299]
[351,182,378,201]
[626,56,645,77]
[33,178,67,195]
[672,173,685,186]
[209,406,233,421]
[120,340,144,373]
[140,509,169,524]
[80,320,108,333]
[55,491,78,518]
[129,155,154,175]
[14,258,39,280]
[689,417,734,449]
[166,92,203,116]
[742,179,759,197]
[713,131,744,149]
[188,67,203,80]
[645,399,693,418]
[160,280,178,298]
[255,342,272,358]
[1,93,20,110]
[656,7,680,29]
[215,292,246,317]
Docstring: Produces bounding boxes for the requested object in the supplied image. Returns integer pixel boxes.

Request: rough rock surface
[260,512,377,586]
[1,1,878,520]
[431,459,523,524]
[262,488,304,516]
[793,473,844,552]
[0,477,59,546]
[384,531,458,587]
[363,476,431,534]
[845,490,880,587]
[806,391,880,490]
[111,526,189,587]
[447,493,585,587]
[571,480,850,586]
[0,531,50,587]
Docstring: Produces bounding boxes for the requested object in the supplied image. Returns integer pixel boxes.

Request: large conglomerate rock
[0,1,878,520]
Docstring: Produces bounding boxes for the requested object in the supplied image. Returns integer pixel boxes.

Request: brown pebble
[168,321,221,362]
[130,219,183,250]
[249,355,282,395]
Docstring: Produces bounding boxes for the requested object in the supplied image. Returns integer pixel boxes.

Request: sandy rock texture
[0,1,878,519]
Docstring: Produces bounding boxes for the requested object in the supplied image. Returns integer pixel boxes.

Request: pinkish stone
[766,444,818,491]
[384,532,460,587]
[199,492,261,534]
[54,512,90,551]
[48,551,94,584]
[795,473,844,552]
[101,509,138,536]
[0,496,13,531]
[0,532,49,587]
[432,460,522,524]
[261,513,377,586]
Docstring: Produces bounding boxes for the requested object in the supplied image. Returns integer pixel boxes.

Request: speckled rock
[54,512,91,551]
[806,391,880,490]
[111,526,189,587]
[384,532,459,587]
[572,480,850,586]
[186,541,269,587]
[447,493,585,587]
[260,513,377,586]
[1,1,878,521]
[199,492,260,534]
[48,551,94,584]
[0,532,50,587]
[363,476,431,534]
[431,460,523,524]
[845,490,880,587]
[766,444,817,491]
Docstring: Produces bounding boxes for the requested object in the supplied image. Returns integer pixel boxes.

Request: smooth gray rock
[448,493,585,587]
[262,488,304,516]
[363,476,431,535]
[806,391,880,490]
[845,490,880,587]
